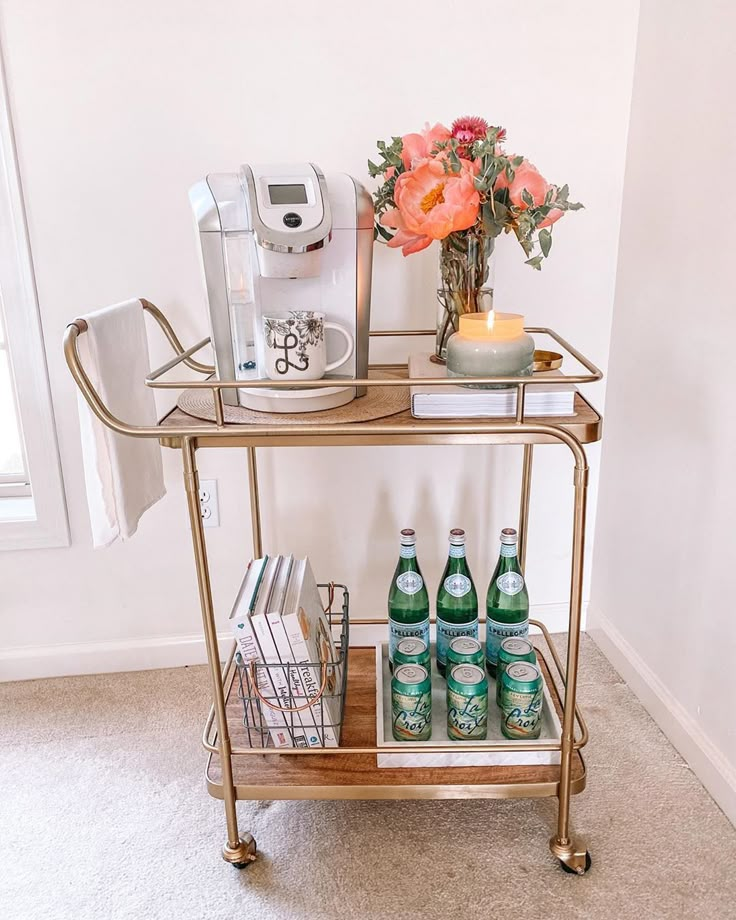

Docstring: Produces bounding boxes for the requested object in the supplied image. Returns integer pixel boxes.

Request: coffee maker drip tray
[237,376,356,414]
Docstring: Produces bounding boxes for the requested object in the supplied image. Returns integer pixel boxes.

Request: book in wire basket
[235,582,349,749]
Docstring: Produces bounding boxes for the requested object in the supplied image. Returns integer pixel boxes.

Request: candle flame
[486,309,496,332]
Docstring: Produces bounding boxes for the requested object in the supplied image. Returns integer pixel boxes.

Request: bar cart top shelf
[64,300,603,450]
[158,387,602,448]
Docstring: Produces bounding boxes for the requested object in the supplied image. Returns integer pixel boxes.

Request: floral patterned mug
[262,311,354,382]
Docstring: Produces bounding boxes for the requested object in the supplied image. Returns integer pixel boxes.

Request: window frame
[0,302,32,496]
[0,49,68,550]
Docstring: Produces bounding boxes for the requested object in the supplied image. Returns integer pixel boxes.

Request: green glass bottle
[436,529,478,677]
[485,527,529,676]
[387,529,430,671]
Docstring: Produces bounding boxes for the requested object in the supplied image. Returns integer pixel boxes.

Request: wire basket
[234,583,349,749]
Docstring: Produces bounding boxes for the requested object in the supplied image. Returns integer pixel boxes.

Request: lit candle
[446,311,535,388]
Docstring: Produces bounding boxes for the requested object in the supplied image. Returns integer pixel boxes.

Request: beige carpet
[1,635,735,920]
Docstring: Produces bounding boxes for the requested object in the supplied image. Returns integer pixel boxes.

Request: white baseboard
[0,602,582,682]
[0,633,234,682]
[589,609,736,827]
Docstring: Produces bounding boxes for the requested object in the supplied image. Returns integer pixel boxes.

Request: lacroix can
[500,661,543,740]
[447,663,488,740]
[446,636,484,673]
[496,636,537,706]
[393,637,431,673]
[391,664,432,741]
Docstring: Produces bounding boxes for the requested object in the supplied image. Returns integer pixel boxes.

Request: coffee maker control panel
[241,163,332,259]
[249,164,324,234]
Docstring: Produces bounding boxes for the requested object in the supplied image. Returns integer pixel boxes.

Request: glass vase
[435,232,496,362]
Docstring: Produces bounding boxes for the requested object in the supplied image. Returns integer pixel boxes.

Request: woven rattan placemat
[177,372,410,426]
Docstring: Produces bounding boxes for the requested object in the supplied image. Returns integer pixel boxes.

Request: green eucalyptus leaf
[521,188,535,208]
[539,229,552,257]
[493,201,508,223]
[525,255,543,270]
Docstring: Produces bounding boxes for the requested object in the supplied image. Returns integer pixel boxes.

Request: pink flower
[380,158,480,256]
[382,226,433,256]
[495,158,563,227]
[384,165,396,180]
[538,205,564,229]
[451,115,489,151]
[400,122,451,170]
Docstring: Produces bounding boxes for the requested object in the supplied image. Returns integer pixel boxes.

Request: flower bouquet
[368,117,583,359]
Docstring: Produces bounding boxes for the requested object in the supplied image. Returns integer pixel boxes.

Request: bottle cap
[400,528,416,545]
[500,527,518,544]
[449,528,466,544]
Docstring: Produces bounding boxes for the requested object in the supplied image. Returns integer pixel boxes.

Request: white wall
[0,0,638,678]
[589,0,736,824]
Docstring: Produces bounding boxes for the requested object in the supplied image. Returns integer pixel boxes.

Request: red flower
[451,116,489,155]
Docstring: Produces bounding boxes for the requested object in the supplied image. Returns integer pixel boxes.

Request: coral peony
[400,122,452,170]
[380,158,480,255]
[495,158,564,228]
[384,226,433,256]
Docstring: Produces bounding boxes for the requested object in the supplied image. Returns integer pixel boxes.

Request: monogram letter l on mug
[262,311,354,382]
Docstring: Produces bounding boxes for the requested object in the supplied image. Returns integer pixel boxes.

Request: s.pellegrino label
[436,616,479,667]
[485,616,529,667]
[496,571,525,596]
[396,570,424,595]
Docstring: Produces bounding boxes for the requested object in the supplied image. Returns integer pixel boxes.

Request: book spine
[230,615,292,748]
[266,613,324,749]
[250,614,310,748]
[282,613,339,747]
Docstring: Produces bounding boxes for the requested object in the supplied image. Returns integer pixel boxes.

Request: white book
[281,558,342,747]
[228,557,291,749]
[409,353,576,419]
[250,556,310,748]
[264,558,324,748]
[265,556,324,749]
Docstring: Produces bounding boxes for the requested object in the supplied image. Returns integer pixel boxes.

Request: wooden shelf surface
[160,378,602,449]
[206,647,585,802]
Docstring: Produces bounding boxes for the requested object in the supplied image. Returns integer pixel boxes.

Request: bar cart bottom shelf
[206,647,586,802]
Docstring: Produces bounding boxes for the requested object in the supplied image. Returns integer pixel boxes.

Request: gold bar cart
[64,300,602,875]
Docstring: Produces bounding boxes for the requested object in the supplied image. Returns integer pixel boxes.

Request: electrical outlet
[199,479,219,528]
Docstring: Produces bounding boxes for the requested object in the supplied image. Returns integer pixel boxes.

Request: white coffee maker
[189,163,374,412]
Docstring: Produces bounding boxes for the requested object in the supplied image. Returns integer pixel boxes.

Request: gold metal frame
[64,300,602,874]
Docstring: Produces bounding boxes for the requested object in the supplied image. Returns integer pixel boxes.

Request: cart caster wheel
[549,836,591,875]
[559,851,591,875]
[222,834,257,869]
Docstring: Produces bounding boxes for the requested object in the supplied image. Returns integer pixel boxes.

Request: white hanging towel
[76,299,166,547]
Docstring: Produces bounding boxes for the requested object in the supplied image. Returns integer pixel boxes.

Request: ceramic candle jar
[446,312,535,388]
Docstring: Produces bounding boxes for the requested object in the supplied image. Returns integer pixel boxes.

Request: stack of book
[409,353,576,418]
[229,555,342,749]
